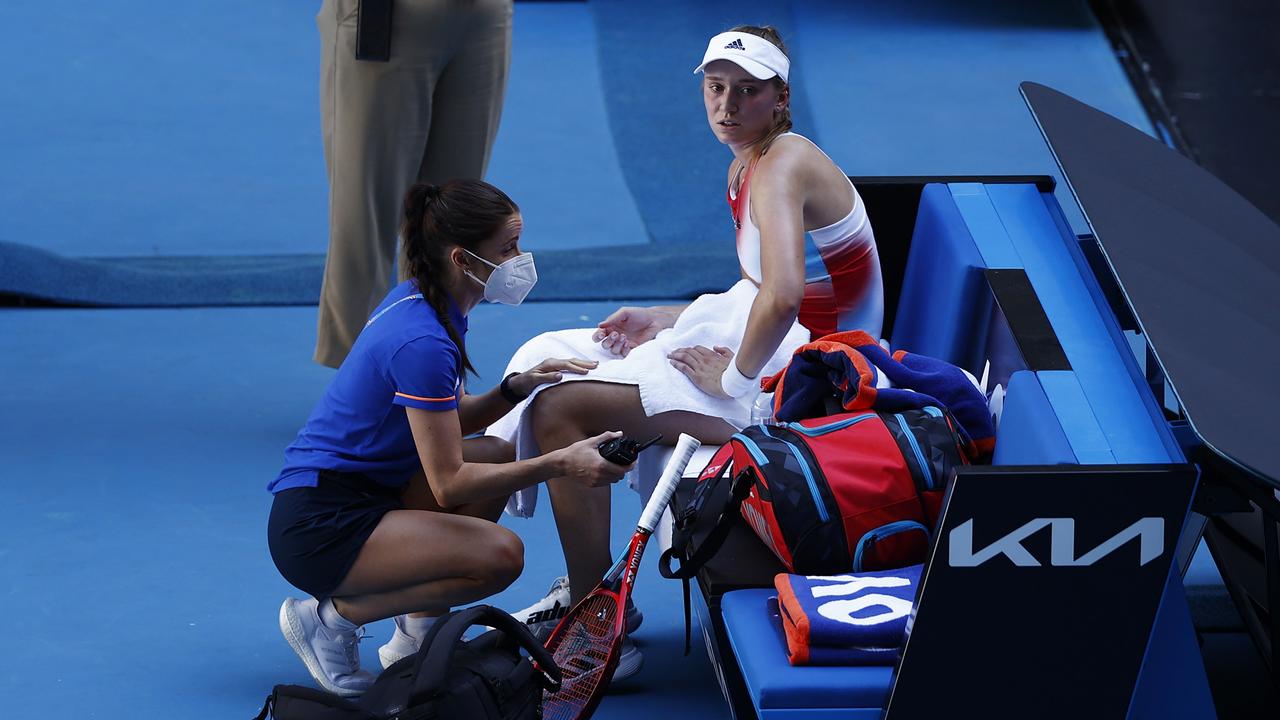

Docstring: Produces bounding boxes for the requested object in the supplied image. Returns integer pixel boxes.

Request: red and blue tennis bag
[726,406,966,574]
[661,330,992,578]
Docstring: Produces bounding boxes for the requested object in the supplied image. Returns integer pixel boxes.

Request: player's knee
[529,386,563,431]
[466,435,516,464]
[531,385,585,445]
[489,437,516,464]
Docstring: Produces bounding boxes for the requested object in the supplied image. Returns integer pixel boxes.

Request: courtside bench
[650,175,1215,718]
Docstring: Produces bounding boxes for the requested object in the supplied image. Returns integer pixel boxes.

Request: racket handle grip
[638,433,702,532]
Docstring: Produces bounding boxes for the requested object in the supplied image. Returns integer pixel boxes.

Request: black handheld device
[355,0,393,62]
[598,434,663,465]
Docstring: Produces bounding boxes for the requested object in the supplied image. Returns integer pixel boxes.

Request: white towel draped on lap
[487,279,810,517]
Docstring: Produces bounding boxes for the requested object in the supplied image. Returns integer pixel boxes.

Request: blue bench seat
[719,590,891,719]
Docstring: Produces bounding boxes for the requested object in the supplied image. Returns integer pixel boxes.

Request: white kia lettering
[949,517,1164,567]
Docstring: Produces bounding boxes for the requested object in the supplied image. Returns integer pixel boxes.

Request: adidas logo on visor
[724,38,746,50]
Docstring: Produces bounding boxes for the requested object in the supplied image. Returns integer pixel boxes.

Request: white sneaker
[512,576,644,641]
[378,615,422,669]
[278,598,376,697]
[612,636,643,682]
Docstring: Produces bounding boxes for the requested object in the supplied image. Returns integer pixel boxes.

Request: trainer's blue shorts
[267,470,404,598]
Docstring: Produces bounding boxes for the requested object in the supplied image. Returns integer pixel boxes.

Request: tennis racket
[541,433,702,720]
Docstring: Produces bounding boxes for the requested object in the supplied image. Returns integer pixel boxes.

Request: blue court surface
[0,1,1257,718]
[1,302,734,719]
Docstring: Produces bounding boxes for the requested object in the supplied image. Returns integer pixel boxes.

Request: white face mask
[464,249,538,305]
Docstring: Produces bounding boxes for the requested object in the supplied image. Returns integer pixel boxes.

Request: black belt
[355,0,393,62]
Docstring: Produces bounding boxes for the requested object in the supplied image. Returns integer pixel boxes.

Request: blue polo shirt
[269,281,468,493]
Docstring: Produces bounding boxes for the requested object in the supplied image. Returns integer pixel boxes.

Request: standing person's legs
[314,0,455,368]
[529,382,735,605]
[414,0,512,189]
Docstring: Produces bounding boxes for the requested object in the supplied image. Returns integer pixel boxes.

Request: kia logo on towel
[948,517,1164,567]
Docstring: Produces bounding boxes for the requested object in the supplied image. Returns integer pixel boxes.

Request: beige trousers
[315,0,512,367]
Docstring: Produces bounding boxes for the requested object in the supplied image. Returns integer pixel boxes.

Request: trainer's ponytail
[401,179,520,378]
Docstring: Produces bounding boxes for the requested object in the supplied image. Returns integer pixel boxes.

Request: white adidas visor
[693,31,790,84]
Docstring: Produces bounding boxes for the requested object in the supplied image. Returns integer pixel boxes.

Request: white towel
[488,279,810,517]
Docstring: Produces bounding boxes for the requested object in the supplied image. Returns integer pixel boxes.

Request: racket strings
[542,596,623,720]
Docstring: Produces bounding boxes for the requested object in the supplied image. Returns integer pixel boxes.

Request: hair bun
[418,183,443,215]
[403,182,443,225]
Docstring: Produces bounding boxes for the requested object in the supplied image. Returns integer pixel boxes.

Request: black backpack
[253,605,561,720]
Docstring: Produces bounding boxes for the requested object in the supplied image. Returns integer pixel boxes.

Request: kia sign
[886,464,1197,719]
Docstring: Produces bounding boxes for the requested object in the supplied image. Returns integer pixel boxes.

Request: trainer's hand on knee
[668,345,734,399]
[561,431,633,487]
[511,358,598,396]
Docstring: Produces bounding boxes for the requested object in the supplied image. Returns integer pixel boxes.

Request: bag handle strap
[411,605,562,706]
[251,694,273,720]
[658,465,756,581]
[657,444,736,582]
[658,466,758,654]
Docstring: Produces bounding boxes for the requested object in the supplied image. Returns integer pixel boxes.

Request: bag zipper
[730,432,769,467]
[759,426,830,524]
[854,520,930,572]
[781,412,876,437]
[894,413,934,490]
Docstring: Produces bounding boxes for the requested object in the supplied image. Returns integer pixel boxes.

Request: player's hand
[592,307,673,358]
[561,431,633,487]
[668,345,735,399]
[507,358,598,397]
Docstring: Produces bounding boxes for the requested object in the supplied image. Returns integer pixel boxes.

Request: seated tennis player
[267,179,631,697]
[486,25,884,678]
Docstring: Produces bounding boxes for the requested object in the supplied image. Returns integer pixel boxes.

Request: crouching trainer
[267,179,630,696]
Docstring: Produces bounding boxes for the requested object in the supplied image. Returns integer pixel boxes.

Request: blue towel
[774,564,923,666]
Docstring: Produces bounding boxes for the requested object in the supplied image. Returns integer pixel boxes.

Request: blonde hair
[729,24,793,162]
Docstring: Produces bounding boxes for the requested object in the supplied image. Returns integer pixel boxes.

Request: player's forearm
[651,304,688,328]
[735,287,802,378]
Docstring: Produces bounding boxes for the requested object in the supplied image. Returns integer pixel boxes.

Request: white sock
[401,614,441,641]
[318,598,357,632]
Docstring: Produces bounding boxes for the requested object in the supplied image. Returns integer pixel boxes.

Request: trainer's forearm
[457,390,520,437]
[433,450,566,508]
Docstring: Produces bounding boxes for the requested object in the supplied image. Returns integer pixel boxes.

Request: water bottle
[749,390,777,426]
